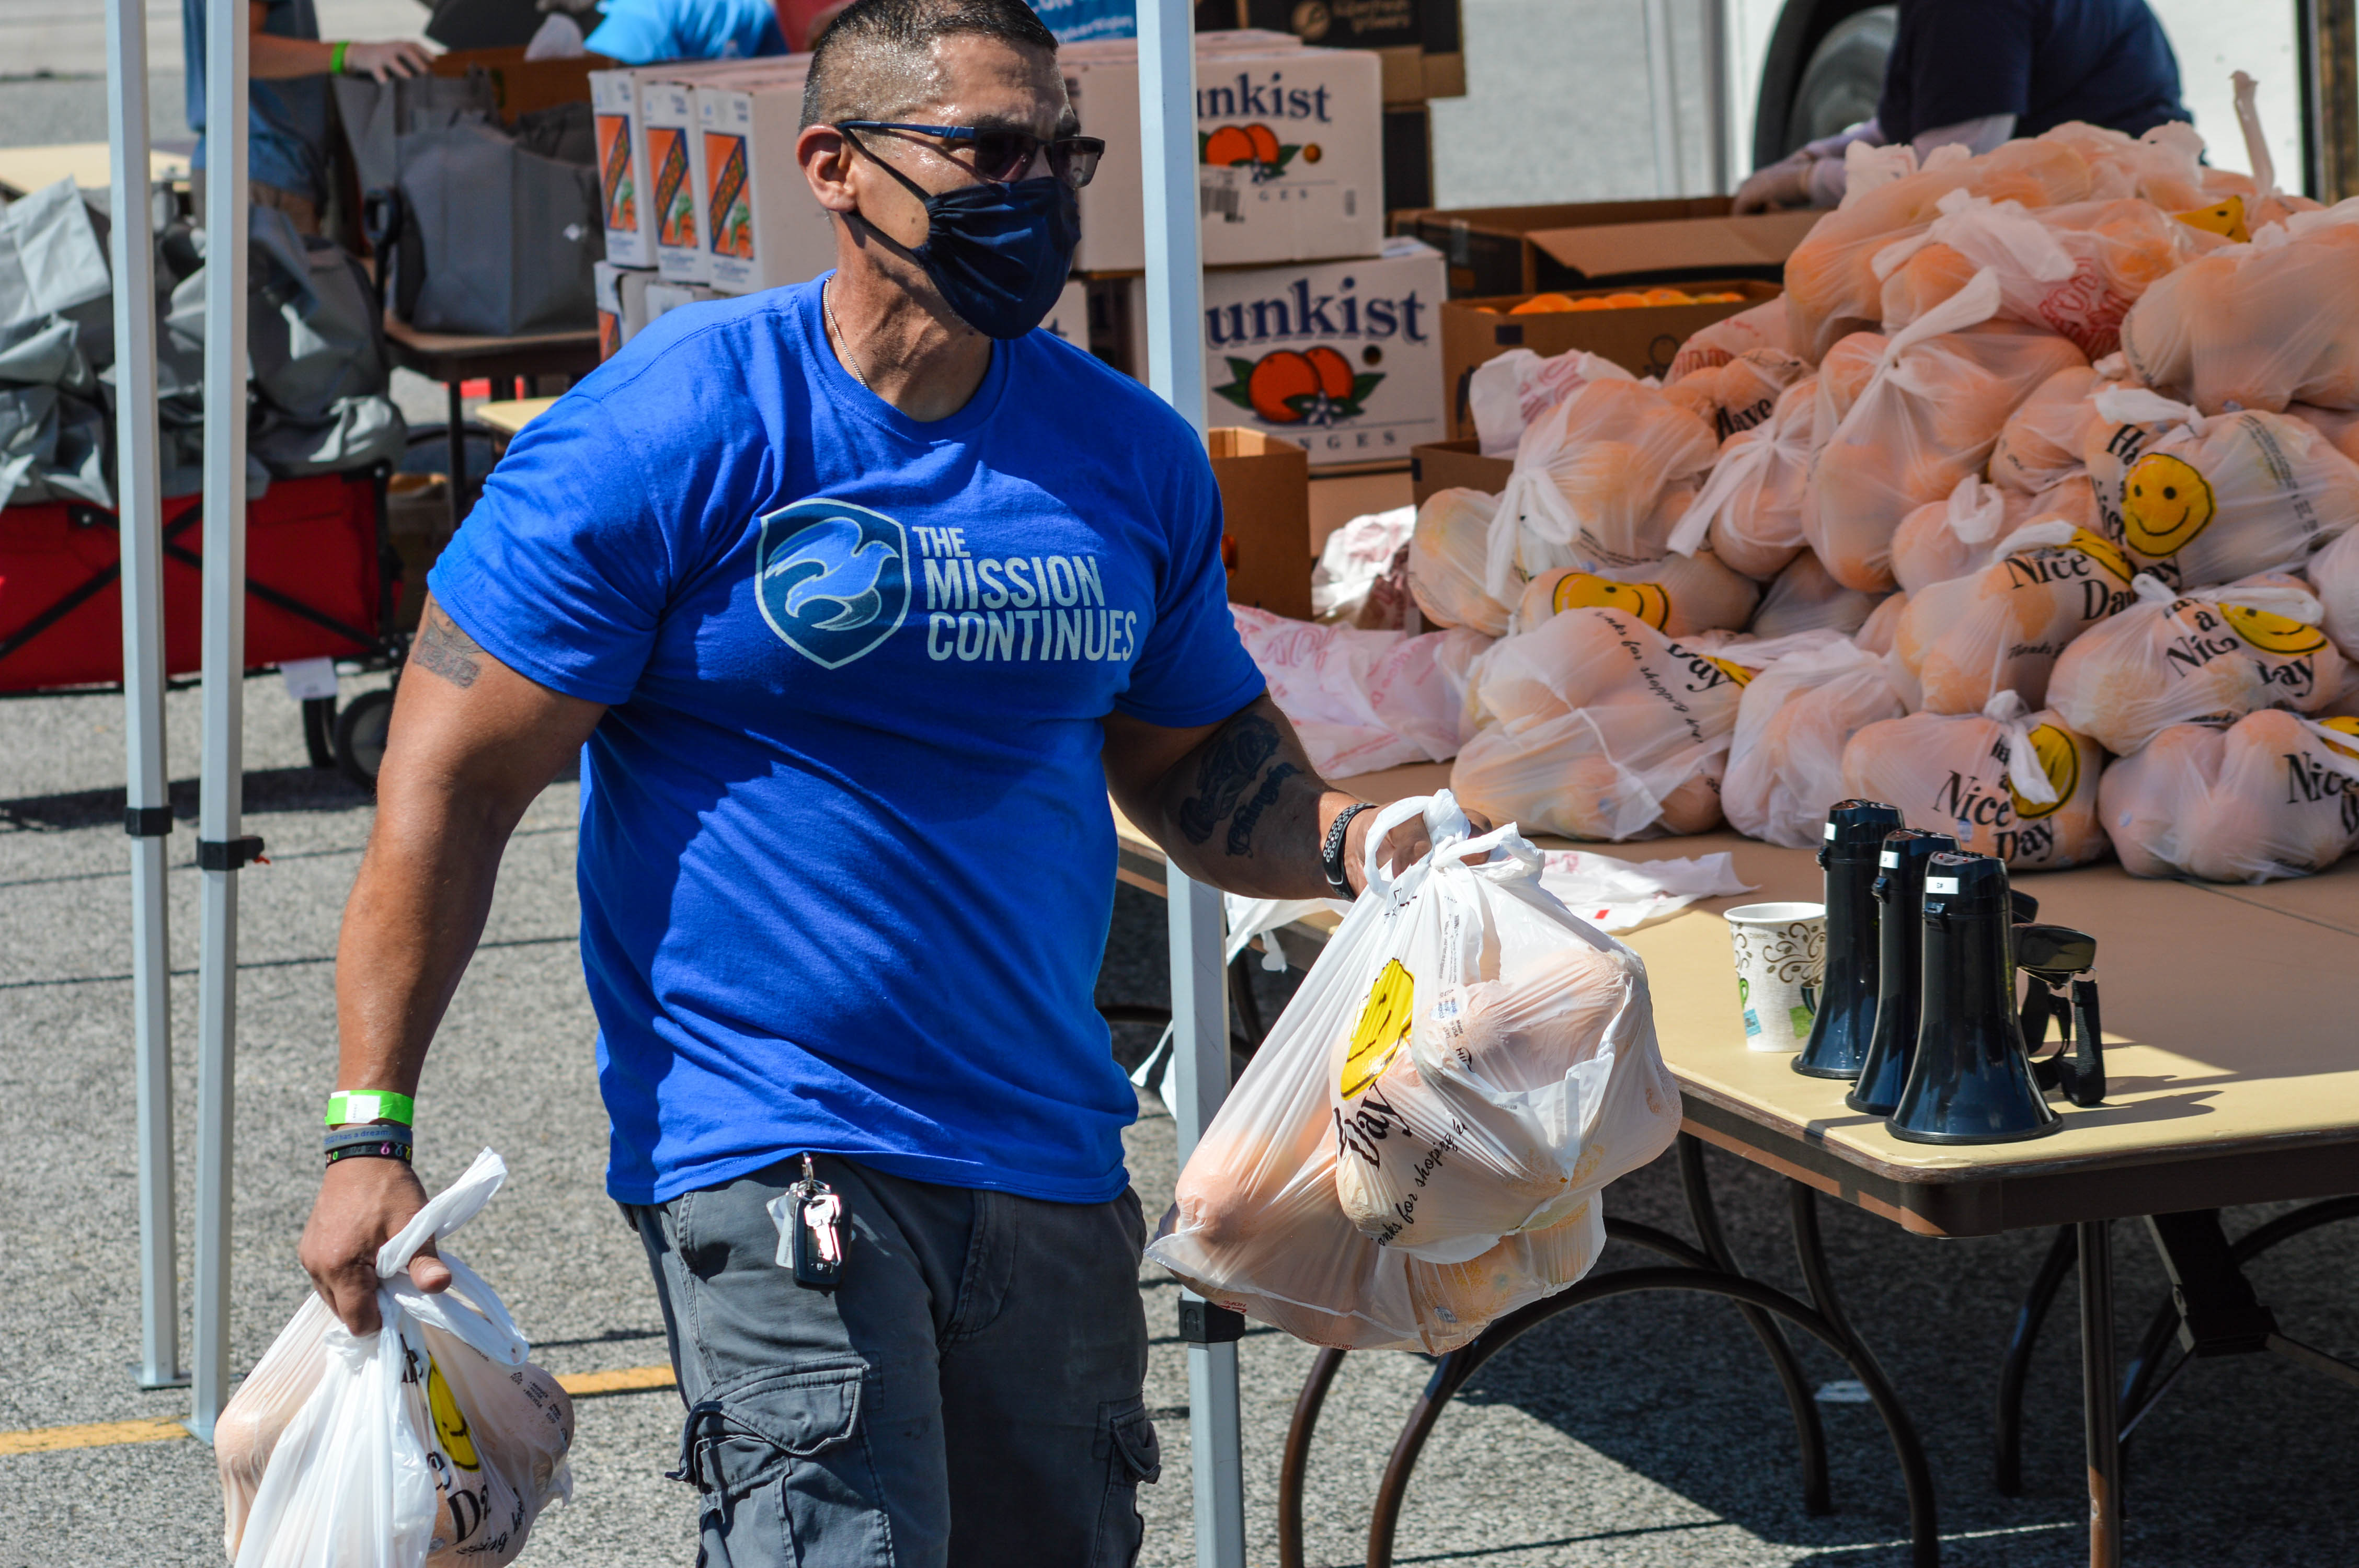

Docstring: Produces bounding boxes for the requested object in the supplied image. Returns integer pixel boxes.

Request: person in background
[581,0,790,63]
[1736,0,2192,212]
[184,0,434,235]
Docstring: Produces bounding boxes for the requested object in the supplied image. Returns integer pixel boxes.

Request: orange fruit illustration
[1246,351,1320,421]
[1302,143,1323,163]
[1304,345,1356,399]
[1205,125,1258,166]
[1246,123,1282,164]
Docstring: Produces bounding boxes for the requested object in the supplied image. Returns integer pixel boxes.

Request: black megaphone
[1887,852,2063,1144]
[1793,799,1904,1079]
[1844,828,1957,1116]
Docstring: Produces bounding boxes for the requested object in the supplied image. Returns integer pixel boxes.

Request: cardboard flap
[1528,209,1824,282]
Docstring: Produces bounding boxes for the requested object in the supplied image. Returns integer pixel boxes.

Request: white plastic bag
[1662,347,1811,441]
[1407,487,1511,636]
[1670,376,1820,579]
[2083,387,2359,590]
[1748,549,1886,639]
[2307,518,2359,661]
[2046,573,2343,755]
[1990,363,2105,493]
[219,1150,574,1568]
[1721,640,1910,848]
[1148,793,1680,1353]
[1514,553,1760,640]
[1891,520,2138,713]
[1841,690,2110,869]
[1485,379,1719,594]
[1312,505,1416,623]
[2099,711,2359,882]
[1467,347,1634,458]
[2117,198,2359,414]
[1232,605,1487,775]
[1667,296,1792,382]
[1802,269,2089,591]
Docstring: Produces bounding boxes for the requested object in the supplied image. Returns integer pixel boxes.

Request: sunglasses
[834,121,1105,189]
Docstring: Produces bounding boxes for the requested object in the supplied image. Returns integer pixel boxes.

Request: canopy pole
[1700,0,1731,194]
[1138,3,1244,1564]
[191,0,253,1442]
[1642,0,1685,197]
[107,0,184,1393]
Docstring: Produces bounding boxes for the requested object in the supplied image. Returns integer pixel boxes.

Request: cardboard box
[591,69,651,268]
[429,46,608,123]
[1410,437,1510,505]
[645,281,718,335]
[595,261,658,358]
[1067,41,1384,272]
[1398,199,1822,297]
[643,78,708,282]
[1208,428,1312,619]
[698,68,835,296]
[1201,237,1447,469]
[1243,0,1460,60]
[1438,279,1782,439]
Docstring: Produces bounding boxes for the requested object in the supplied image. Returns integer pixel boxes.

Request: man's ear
[798,123,858,214]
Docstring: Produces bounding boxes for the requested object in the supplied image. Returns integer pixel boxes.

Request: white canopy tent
[104,0,253,1435]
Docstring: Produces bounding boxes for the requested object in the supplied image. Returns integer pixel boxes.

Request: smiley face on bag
[2121,452,2218,557]
[1551,572,1670,631]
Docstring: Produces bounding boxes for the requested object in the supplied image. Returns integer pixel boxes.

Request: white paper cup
[1724,902,1828,1053]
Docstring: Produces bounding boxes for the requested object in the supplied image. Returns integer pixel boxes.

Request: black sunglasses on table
[834,121,1105,188]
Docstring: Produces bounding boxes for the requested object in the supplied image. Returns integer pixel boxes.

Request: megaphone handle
[2021,986,2059,1090]
[2065,977,2106,1108]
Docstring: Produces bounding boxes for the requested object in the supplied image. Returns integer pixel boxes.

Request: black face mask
[857,151,1081,340]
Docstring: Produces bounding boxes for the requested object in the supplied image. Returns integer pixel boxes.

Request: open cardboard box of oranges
[1439,279,1780,442]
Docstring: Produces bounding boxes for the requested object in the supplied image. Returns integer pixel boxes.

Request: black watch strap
[1322,802,1376,896]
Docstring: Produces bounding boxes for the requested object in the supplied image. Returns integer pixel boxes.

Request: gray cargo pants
[625,1154,1160,1568]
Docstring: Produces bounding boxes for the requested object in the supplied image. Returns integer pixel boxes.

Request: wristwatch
[1322,802,1376,896]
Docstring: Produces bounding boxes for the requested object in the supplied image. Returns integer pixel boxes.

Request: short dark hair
[800,0,1060,129]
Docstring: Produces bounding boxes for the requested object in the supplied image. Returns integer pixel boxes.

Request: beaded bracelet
[327,1139,414,1166]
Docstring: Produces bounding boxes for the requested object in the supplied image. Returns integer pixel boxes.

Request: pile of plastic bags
[1148,793,1681,1353]
[1224,116,2359,883]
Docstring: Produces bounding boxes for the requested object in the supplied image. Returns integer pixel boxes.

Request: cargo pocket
[1087,1398,1162,1568]
[671,1365,890,1567]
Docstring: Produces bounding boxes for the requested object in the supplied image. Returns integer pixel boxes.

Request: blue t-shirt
[583,0,786,64]
[185,0,333,202]
[429,280,1263,1207]
[1877,0,2188,145]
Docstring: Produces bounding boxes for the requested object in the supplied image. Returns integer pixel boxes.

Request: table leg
[1277,1348,1345,1568]
[445,379,465,538]
[1996,1226,2078,1496]
[2077,1219,2120,1568]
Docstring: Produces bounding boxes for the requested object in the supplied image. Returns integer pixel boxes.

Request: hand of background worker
[1339,799,1499,895]
[298,1150,451,1335]
[342,38,435,81]
[1734,152,1814,214]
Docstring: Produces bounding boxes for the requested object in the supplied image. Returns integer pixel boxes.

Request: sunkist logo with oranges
[1200,122,1318,182]
[1215,345,1381,426]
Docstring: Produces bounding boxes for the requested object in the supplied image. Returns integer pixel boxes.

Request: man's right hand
[344,39,434,82]
[299,1155,452,1335]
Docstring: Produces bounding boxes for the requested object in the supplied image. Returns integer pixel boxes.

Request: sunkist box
[1067,36,1383,272]
[1195,236,1447,468]
[1398,198,1823,297]
[633,58,809,284]
[591,69,652,268]
[1438,279,1783,439]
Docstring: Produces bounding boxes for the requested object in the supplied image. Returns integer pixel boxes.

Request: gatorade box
[696,65,835,296]
[590,69,651,268]
[1195,237,1447,468]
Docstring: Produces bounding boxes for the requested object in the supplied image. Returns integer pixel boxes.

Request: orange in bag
[1485,379,1719,595]
[2117,208,2359,414]
[1841,691,2109,869]
[2100,711,2359,882]
[1891,521,2139,713]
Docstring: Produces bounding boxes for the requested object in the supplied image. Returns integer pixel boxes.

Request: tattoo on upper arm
[1177,711,1290,849]
[414,605,484,689]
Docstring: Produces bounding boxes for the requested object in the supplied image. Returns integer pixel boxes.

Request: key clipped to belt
[766,1154,848,1291]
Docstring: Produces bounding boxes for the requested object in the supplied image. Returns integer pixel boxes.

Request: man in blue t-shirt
[583,0,788,65]
[1737,0,2191,212]
[296,0,1444,1560]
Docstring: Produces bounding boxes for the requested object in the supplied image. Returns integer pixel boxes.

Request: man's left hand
[1338,798,1497,897]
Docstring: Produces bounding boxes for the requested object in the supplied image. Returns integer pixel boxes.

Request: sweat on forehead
[798,0,1059,129]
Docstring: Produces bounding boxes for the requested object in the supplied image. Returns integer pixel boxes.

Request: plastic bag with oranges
[1841,691,2110,869]
[2047,573,2343,755]
[1890,520,2140,714]
[2099,710,2359,882]
[2083,388,2359,591]
[1146,792,1679,1354]
[1721,640,1910,849]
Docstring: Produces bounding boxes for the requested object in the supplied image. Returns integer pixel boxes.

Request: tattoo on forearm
[414,606,483,689]
[1176,713,1282,845]
[1227,762,1299,857]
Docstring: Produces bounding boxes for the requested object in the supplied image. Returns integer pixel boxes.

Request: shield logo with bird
[755,499,911,668]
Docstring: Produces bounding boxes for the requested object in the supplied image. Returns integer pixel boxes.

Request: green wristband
[327,1089,414,1126]
[330,40,350,75]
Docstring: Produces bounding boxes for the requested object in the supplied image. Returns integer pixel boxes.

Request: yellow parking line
[0,1365,680,1457]
[0,1417,191,1456]
[558,1365,675,1397]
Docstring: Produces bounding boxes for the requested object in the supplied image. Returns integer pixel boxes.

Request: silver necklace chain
[823,280,874,393]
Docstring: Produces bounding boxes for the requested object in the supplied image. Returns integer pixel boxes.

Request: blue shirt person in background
[185,0,434,233]
[583,0,788,63]
[1737,0,2191,211]
[295,0,1464,1559]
